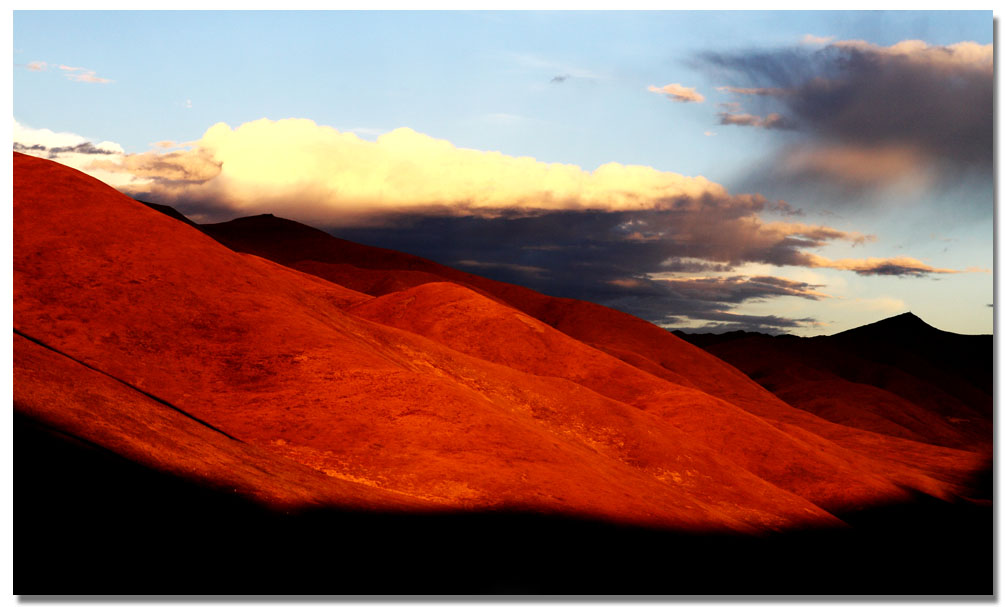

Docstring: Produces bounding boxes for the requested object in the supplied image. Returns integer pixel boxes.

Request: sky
[12,10,994,335]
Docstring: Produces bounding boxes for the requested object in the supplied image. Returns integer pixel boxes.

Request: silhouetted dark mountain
[675,313,992,452]
[830,312,991,400]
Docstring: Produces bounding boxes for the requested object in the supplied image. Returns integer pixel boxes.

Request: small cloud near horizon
[648,83,705,103]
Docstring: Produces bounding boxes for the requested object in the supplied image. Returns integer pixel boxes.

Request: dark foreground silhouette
[16,414,990,595]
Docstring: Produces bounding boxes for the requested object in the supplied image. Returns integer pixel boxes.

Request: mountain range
[13,152,991,594]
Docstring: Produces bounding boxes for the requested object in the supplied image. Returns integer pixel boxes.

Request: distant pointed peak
[887,311,929,326]
[834,309,939,339]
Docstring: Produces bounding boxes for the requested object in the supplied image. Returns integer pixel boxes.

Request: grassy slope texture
[14,152,991,594]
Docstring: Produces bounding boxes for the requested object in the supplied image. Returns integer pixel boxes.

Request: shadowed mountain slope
[675,315,992,452]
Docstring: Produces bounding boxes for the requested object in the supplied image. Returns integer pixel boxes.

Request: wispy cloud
[22,61,111,83]
[670,311,818,333]
[805,254,961,276]
[152,141,182,149]
[647,83,705,103]
[456,259,549,278]
[718,112,794,130]
[658,275,831,303]
[800,34,835,45]
[58,64,112,83]
[716,85,788,96]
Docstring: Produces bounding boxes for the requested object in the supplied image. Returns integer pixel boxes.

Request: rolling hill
[14,152,991,593]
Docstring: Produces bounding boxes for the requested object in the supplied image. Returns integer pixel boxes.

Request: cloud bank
[84,117,750,223]
[13,117,968,332]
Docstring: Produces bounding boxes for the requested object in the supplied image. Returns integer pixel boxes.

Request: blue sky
[12,10,994,335]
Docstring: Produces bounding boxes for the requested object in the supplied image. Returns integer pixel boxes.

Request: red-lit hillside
[17,151,996,590]
[200,205,992,502]
[14,152,992,593]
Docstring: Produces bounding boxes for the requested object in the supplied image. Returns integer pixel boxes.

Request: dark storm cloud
[699,39,992,189]
[324,210,839,332]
